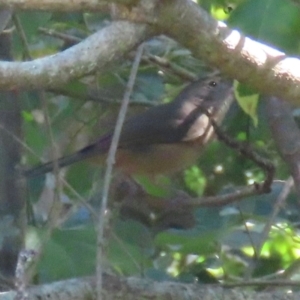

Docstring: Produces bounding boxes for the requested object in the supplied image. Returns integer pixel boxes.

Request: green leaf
[234,80,259,126]
[184,166,206,196]
[211,4,231,20]
[114,219,153,250]
[228,0,300,53]
[108,238,152,275]
[134,175,172,198]
[109,219,154,275]
[155,229,220,255]
[22,110,34,122]
[34,226,97,282]
[65,161,96,197]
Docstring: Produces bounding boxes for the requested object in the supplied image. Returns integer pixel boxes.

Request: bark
[265,96,300,197]
[0,1,298,105]
[0,274,299,300]
[0,21,152,90]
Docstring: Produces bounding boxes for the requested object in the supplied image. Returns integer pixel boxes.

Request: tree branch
[155,0,300,105]
[0,0,130,12]
[1,274,300,300]
[265,96,300,197]
[0,21,152,90]
[0,0,299,106]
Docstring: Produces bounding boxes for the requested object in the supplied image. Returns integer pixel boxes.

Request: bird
[23,76,233,178]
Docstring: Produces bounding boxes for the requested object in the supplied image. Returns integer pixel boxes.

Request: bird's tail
[22,138,109,178]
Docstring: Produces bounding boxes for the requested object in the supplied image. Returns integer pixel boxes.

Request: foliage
[16,0,300,287]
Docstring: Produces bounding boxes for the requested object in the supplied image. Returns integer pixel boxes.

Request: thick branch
[155,0,300,105]
[1,274,299,300]
[0,21,151,90]
[265,96,300,197]
[0,0,300,106]
[0,0,137,12]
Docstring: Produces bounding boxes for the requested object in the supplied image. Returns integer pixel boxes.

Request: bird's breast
[115,142,206,176]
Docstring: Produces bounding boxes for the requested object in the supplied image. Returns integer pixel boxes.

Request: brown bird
[23,76,233,178]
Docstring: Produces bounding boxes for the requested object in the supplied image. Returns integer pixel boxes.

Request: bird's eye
[209,81,217,87]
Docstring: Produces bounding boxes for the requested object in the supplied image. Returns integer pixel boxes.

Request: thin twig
[22,92,65,283]
[38,27,82,45]
[6,117,98,224]
[12,13,32,60]
[186,184,266,207]
[96,43,144,300]
[243,177,294,279]
[111,232,141,272]
[15,16,91,229]
[208,116,275,193]
[48,86,155,106]
[179,108,275,210]
[237,204,258,261]
[0,122,37,161]
[142,54,197,81]
[10,18,63,283]
[40,91,63,230]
